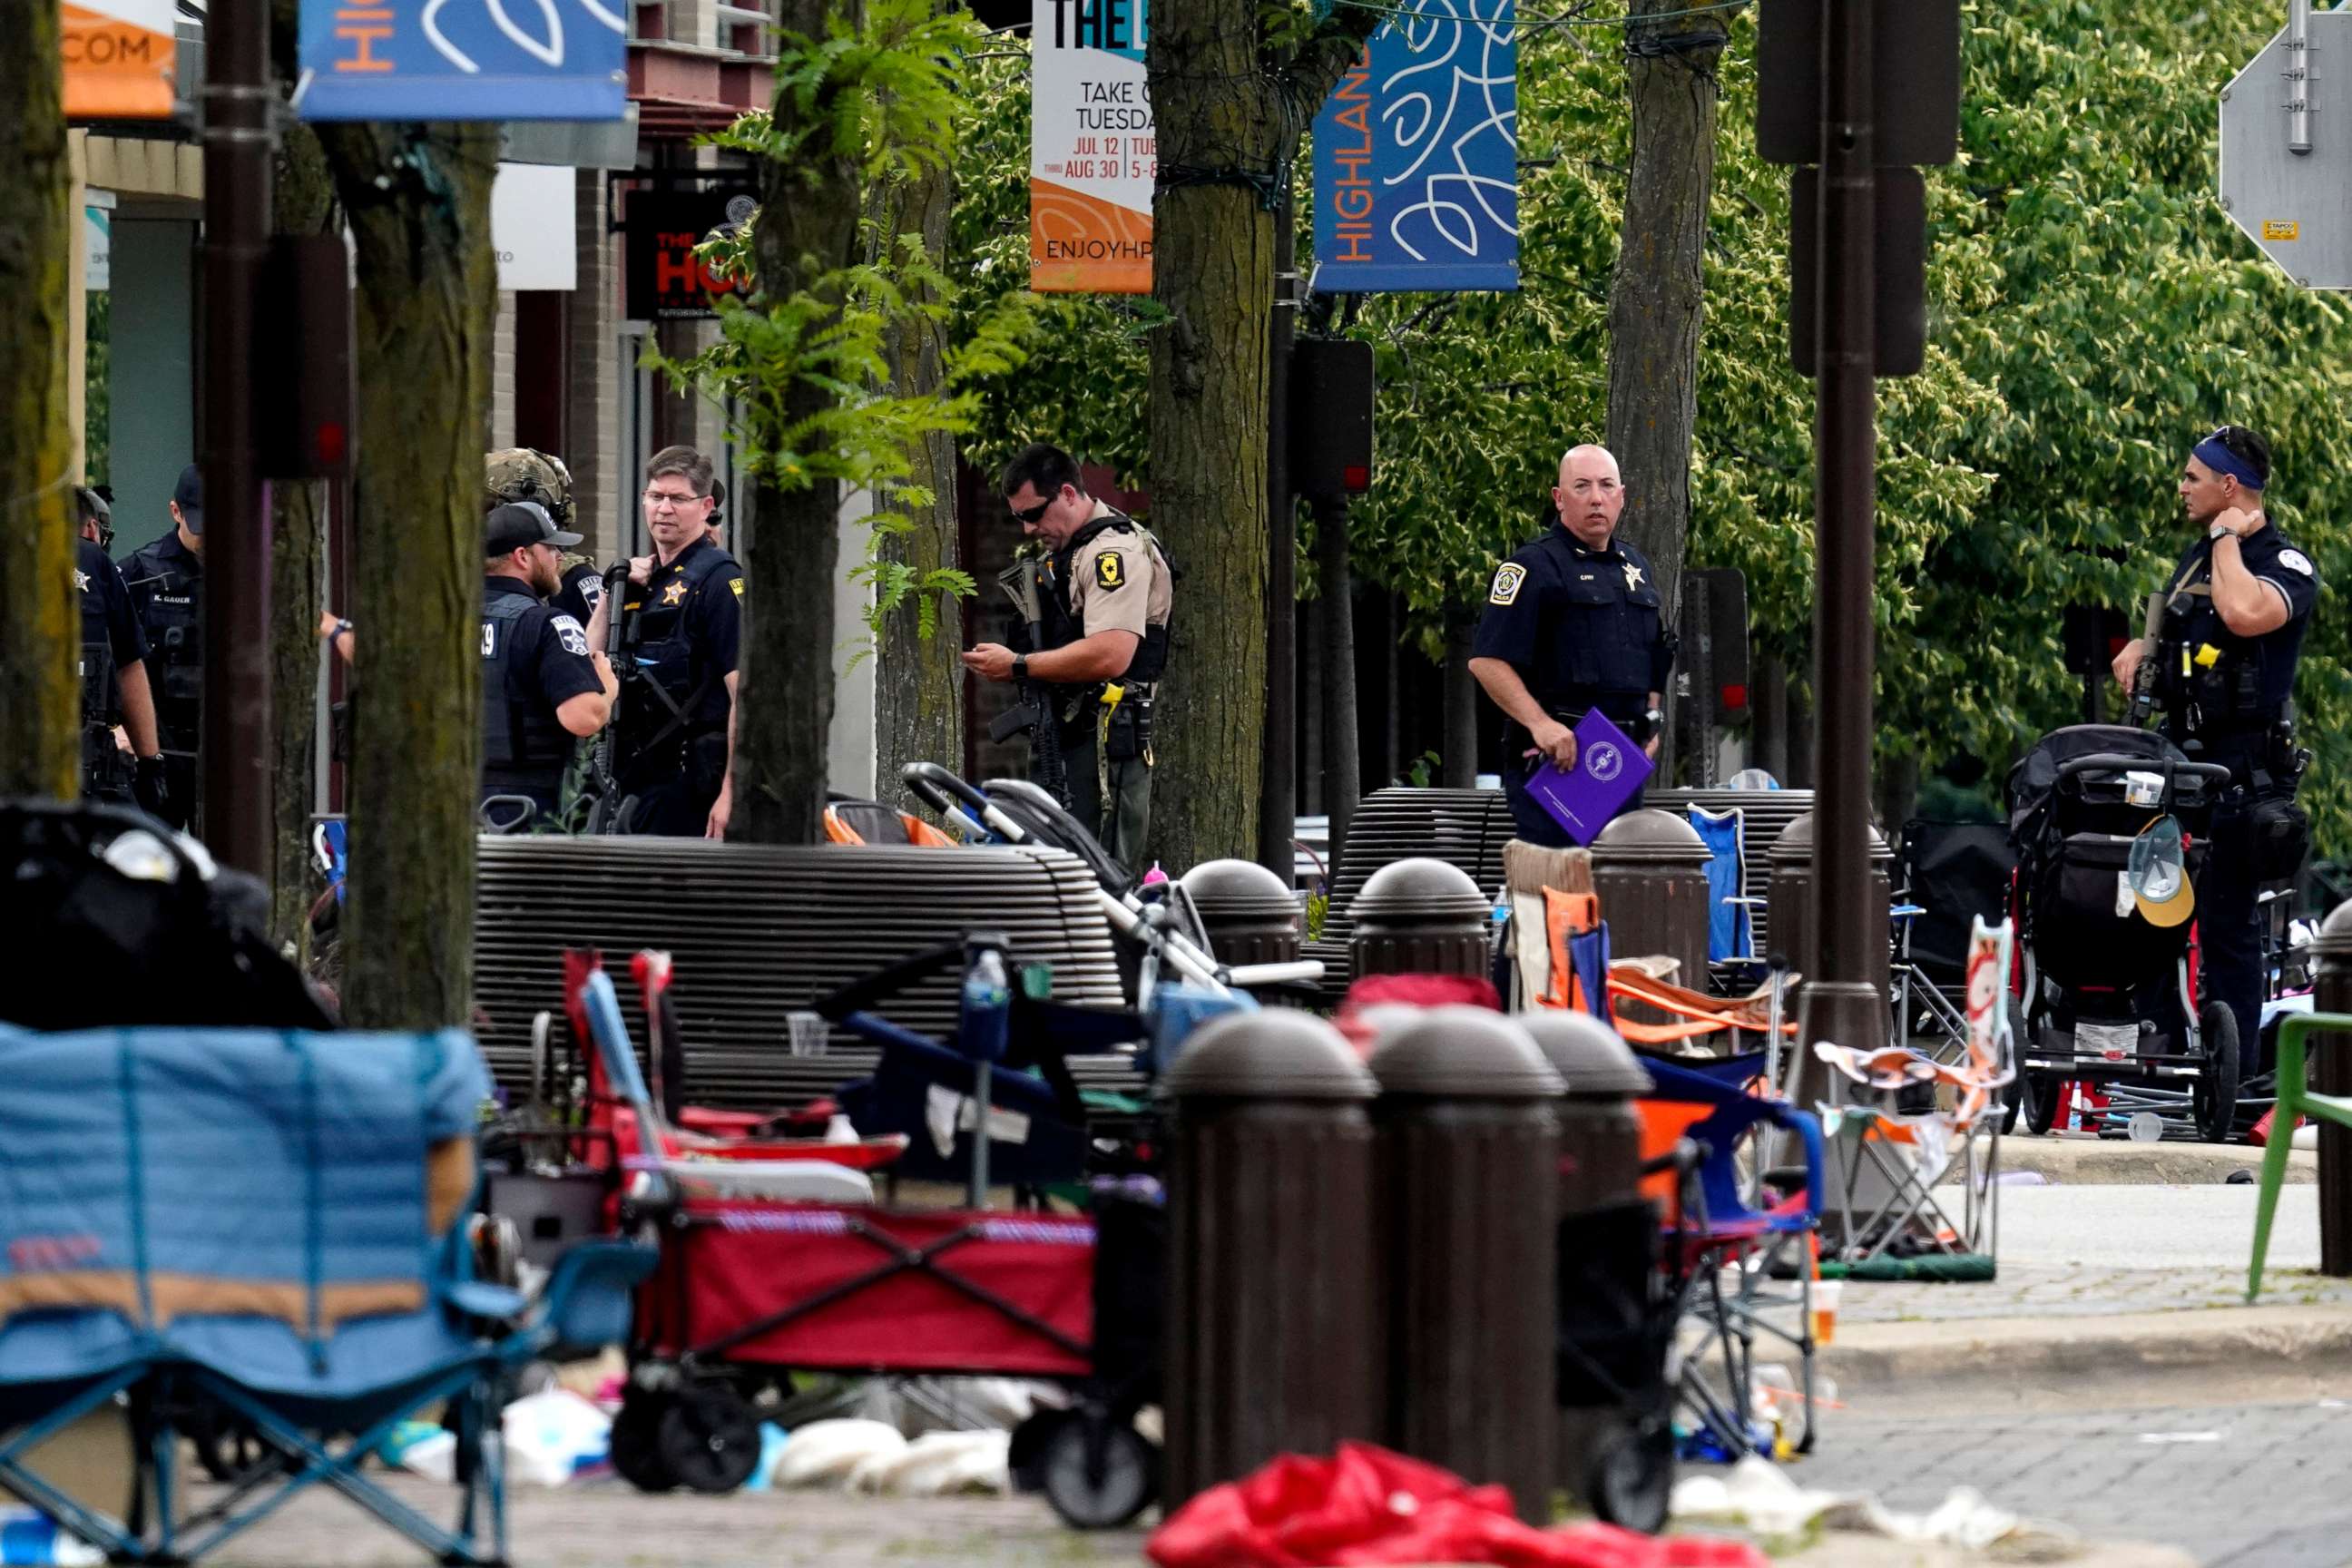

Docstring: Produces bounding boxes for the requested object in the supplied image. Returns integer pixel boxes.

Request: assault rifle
[2127,586,2167,730]
[987,559,1073,809]
[584,561,637,833]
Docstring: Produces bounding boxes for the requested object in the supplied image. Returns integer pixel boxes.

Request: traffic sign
[2220,12,2352,289]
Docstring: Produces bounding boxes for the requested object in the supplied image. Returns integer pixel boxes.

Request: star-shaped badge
[74,570,91,593]
[1622,562,1644,593]
[662,579,688,607]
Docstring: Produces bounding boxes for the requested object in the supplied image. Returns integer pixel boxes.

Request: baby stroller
[2005,726,2239,1141]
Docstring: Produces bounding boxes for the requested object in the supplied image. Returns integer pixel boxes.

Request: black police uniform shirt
[2157,521,2319,747]
[481,577,602,795]
[551,560,604,630]
[77,539,149,717]
[1471,518,1673,749]
[122,529,203,743]
[619,534,745,765]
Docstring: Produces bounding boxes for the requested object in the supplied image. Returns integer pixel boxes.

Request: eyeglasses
[642,490,709,511]
[1009,497,1053,525]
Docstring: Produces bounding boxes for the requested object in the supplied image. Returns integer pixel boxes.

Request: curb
[1822,1302,2352,1388]
[1958,1137,2315,1187]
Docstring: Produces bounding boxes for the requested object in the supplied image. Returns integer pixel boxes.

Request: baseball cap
[485,500,583,556]
[2128,816,2195,929]
[173,465,203,535]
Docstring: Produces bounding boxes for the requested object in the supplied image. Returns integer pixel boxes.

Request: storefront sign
[296,0,627,122]
[64,0,177,121]
[492,164,578,291]
[623,191,754,322]
[1030,0,1152,294]
[1310,3,1519,293]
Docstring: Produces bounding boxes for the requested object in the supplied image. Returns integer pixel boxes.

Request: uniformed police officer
[1468,444,1674,848]
[615,446,744,838]
[962,443,1172,872]
[71,486,170,817]
[485,448,606,627]
[480,503,617,828]
[2112,424,2318,1058]
[121,464,204,829]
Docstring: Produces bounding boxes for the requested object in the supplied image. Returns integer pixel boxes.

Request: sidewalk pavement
[1984,1132,2314,1187]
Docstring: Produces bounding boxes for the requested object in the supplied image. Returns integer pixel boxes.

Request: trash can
[1369,1007,1563,1522]
[1349,858,1491,982]
[1180,858,1304,970]
[1591,808,1716,1019]
[1162,1011,1384,1509]
[2314,900,2352,1276]
[1765,813,1893,999]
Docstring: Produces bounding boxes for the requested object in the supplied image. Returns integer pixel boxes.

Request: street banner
[1030,0,1152,294]
[63,0,176,121]
[623,190,754,322]
[296,0,628,122]
[1310,1,1519,293]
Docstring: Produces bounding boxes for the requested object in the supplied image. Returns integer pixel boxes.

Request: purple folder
[1525,710,1653,845]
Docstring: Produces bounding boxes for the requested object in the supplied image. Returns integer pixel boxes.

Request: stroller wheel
[609,1387,679,1494]
[657,1382,762,1494]
[1039,1413,1157,1530]
[1589,1415,1673,1535]
[2193,1002,2242,1145]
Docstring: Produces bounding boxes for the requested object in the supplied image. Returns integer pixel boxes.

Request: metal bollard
[1161,1011,1383,1508]
[1348,858,1492,981]
[1180,858,1304,970]
[1766,812,1893,1000]
[2313,900,2352,1276]
[1369,1006,1563,1522]
[1590,809,1716,1014]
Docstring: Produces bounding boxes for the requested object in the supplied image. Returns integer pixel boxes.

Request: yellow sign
[2263,220,2301,241]
[63,0,176,121]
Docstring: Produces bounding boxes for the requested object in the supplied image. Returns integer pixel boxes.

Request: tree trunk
[0,0,81,800]
[1604,1,1729,662]
[1442,619,1478,788]
[318,123,497,1029]
[870,119,961,811]
[730,0,868,846]
[1144,3,1377,872]
[1316,495,1361,851]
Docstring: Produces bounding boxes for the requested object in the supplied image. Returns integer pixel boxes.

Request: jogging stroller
[2005,726,2239,1141]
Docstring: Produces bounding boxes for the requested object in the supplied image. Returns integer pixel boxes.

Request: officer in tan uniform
[964,442,1171,872]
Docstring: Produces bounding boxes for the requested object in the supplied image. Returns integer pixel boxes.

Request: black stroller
[2005,726,2239,1141]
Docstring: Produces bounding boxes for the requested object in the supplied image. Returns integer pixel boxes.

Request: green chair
[2247,1010,2352,1301]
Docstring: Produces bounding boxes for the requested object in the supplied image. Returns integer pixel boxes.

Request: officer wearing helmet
[485,448,605,627]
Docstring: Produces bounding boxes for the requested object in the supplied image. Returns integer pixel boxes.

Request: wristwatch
[1011,654,1029,681]
[2209,523,2238,541]
[1644,707,1665,730]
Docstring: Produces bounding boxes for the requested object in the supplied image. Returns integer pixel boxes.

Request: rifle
[2127,586,2168,730]
[987,559,1073,809]
[584,562,635,833]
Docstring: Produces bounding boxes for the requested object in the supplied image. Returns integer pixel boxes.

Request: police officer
[1468,444,1674,848]
[962,443,1171,872]
[72,486,170,817]
[481,503,617,828]
[615,446,744,838]
[484,447,606,627]
[2112,424,2317,1058]
[121,464,204,829]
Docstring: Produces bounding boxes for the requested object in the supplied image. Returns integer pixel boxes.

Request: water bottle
[961,946,1010,1064]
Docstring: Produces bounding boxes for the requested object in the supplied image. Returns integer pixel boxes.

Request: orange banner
[64,0,177,122]
[1029,181,1153,296]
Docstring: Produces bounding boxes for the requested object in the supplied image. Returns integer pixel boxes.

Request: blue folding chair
[0,1024,652,1566]
[1639,1050,1824,1457]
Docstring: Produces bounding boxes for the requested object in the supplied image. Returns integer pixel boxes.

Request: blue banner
[297,0,628,122]
[1310,1,1518,293]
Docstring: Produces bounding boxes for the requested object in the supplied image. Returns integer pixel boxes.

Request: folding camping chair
[1636,1052,1824,1459]
[1810,916,2014,1267]
[0,1024,652,1566]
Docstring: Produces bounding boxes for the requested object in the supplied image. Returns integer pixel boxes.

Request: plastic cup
[1810,1279,1842,1346]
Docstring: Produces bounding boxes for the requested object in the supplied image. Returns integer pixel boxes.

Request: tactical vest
[78,629,125,797]
[2153,541,2289,741]
[480,590,574,793]
[125,552,202,753]
[620,542,739,771]
[1042,513,1171,684]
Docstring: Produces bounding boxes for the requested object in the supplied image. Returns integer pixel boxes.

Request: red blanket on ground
[1149,1444,1766,1568]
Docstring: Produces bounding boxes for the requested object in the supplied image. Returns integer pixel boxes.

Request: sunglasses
[1009,495,1054,525]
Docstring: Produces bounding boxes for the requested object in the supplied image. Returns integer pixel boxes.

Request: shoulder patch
[575,574,603,614]
[2279,548,2315,577]
[1094,551,1126,591]
[551,613,590,657]
[1489,563,1527,606]
[730,575,745,598]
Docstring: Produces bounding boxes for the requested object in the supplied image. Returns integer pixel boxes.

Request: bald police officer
[2112,424,2318,1059]
[963,443,1172,873]
[1469,444,1673,848]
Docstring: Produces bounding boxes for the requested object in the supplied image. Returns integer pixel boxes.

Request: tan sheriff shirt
[1065,518,1172,646]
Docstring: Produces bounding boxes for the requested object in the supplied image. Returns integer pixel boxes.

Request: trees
[0,0,81,800]
[317,122,498,1028]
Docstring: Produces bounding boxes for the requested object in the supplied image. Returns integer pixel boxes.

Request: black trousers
[2199,793,2266,1059]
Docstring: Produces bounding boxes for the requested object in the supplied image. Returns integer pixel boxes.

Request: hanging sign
[1310,2,1520,293]
[295,0,628,122]
[63,0,177,121]
[1030,0,1153,294]
[624,190,754,322]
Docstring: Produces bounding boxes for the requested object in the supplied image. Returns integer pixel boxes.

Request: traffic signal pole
[1796,0,1887,1087]
[200,0,274,877]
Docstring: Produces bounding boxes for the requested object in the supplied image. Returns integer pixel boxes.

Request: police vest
[125,550,202,748]
[480,591,574,787]
[1041,513,1171,686]
[2153,538,2302,741]
[78,627,122,793]
[621,543,739,764]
